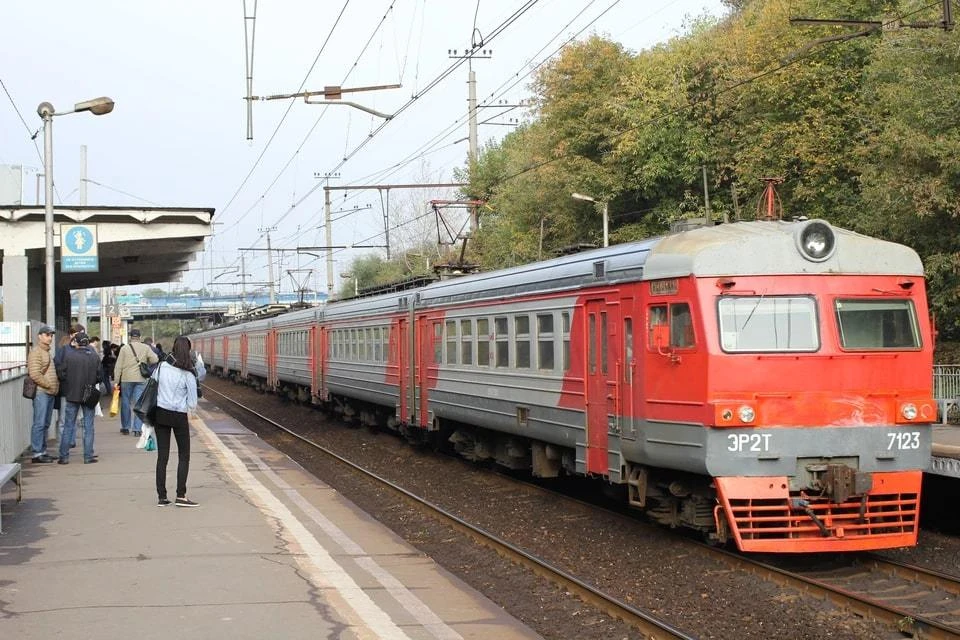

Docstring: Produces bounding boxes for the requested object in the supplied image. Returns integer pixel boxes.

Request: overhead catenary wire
[253,0,949,283]
[213,0,543,283]
[218,0,353,223]
[220,1,400,237]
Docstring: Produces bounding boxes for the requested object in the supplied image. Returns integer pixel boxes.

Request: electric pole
[257,226,277,303]
[314,172,340,298]
[449,44,492,233]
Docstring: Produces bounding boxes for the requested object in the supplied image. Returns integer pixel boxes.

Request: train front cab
[700,274,932,552]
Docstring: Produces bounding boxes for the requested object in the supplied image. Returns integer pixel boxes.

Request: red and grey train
[193,218,935,553]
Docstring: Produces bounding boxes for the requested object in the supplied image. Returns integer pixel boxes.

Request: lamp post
[38,96,115,327]
[340,272,358,297]
[571,192,608,248]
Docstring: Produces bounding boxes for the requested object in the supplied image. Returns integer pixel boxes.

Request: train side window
[600,311,608,374]
[433,322,442,364]
[446,320,458,365]
[381,326,388,362]
[670,303,694,348]
[588,313,597,374]
[537,313,554,370]
[495,316,509,368]
[624,318,633,383]
[477,318,490,366]
[562,311,571,371]
[515,315,531,368]
[461,319,474,365]
[648,305,668,350]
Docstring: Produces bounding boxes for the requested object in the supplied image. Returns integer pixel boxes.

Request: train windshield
[717,296,819,352]
[835,299,920,349]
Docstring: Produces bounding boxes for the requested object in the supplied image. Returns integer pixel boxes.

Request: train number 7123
[887,432,920,450]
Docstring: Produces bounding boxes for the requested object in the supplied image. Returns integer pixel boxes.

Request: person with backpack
[55,332,102,464]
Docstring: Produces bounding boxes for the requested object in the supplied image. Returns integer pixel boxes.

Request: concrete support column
[2,252,29,322]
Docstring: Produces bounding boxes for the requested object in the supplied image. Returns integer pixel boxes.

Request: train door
[222,336,231,375]
[620,296,639,440]
[396,308,416,425]
[266,327,278,390]
[309,324,319,401]
[417,314,432,429]
[240,333,248,379]
[643,293,701,417]
[584,299,617,475]
[314,324,327,401]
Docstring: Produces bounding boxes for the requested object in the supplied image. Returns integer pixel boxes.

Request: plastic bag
[136,425,156,450]
[94,402,103,417]
[109,387,120,417]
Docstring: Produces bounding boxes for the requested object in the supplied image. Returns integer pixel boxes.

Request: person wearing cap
[53,323,85,437]
[113,328,159,436]
[55,332,102,464]
[27,325,59,463]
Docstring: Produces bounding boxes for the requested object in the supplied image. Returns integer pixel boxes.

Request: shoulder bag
[134,363,160,426]
[22,376,37,399]
[23,355,50,399]
[81,383,102,409]
[129,343,153,378]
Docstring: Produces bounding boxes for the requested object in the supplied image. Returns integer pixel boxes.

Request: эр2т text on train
[193,217,934,553]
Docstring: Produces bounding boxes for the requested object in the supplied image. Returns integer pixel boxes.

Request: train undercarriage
[210,367,921,551]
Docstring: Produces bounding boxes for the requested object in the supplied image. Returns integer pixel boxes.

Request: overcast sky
[1,0,725,296]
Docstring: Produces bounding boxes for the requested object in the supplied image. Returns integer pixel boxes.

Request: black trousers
[155,419,190,499]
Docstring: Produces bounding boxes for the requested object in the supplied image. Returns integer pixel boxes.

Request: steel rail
[704,547,960,640]
[201,383,698,640]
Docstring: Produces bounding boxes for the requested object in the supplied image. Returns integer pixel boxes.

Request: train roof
[645,219,924,279]
[194,219,924,333]
[417,219,923,307]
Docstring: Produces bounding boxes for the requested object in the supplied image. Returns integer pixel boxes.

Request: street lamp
[572,192,609,248]
[340,272,358,296]
[38,97,115,327]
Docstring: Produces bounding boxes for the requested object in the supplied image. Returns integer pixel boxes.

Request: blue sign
[61,224,99,272]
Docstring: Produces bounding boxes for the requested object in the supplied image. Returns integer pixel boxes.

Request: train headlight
[901,403,918,421]
[738,405,756,423]
[795,220,836,262]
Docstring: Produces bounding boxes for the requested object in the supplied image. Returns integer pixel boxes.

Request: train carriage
[193,218,935,553]
[323,293,407,426]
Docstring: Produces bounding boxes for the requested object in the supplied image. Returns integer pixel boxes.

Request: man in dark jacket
[56,332,102,464]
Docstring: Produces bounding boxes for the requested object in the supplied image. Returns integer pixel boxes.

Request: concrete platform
[0,400,541,640]
[930,424,960,478]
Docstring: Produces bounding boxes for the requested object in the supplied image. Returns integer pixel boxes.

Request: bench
[0,462,22,534]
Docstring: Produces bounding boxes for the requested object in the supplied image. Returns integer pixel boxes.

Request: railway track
[201,383,698,640]
[203,381,960,639]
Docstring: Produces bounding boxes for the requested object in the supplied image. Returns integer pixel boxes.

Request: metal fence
[934,365,960,401]
[0,365,32,464]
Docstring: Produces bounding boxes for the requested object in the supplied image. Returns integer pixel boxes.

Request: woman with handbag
[153,335,200,507]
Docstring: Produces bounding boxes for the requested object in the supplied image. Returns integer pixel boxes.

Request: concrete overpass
[0,205,212,332]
